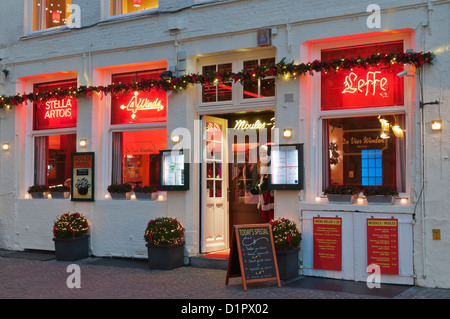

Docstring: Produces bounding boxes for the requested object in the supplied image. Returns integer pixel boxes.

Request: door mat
[286,276,411,298]
[203,250,230,259]
[1,250,56,261]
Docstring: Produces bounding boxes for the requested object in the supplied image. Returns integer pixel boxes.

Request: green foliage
[107,183,132,194]
[323,184,361,195]
[144,217,185,246]
[53,212,90,239]
[133,185,157,193]
[27,185,49,193]
[363,185,398,197]
[270,218,301,251]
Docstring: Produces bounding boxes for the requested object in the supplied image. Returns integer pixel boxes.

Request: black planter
[50,192,66,199]
[134,192,153,200]
[275,247,299,280]
[30,192,44,199]
[146,242,185,270]
[110,193,127,199]
[53,235,89,261]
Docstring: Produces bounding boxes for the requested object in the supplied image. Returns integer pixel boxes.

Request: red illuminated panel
[321,41,404,110]
[33,80,77,130]
[111,71,167,125]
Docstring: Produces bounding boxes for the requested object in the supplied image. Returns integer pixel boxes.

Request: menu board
[159,149,189,191]
[313,217,342,271]
[225,224,280,291]
[367,219,399,275]
[269,144,303,190]
[71,152,94,201]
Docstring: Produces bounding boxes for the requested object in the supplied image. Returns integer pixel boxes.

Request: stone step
[189,255,228,270]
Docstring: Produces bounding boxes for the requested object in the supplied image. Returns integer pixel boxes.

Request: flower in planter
[323,184,361,195]
[144,217,185,246]
[269,218,301,251]
[49,185,70,193]
[363,185,398,197]
[53,212,90,239]
[107,183,132,194]
[133,185,157,193]
[27,184,49,193]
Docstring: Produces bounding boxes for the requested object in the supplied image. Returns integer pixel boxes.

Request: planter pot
[275,247,299,280]
[50,192,70,199]
[134,192,154,200]
[53,235,89,261]
[110,193,127,200]
[366,195,394,205]
[326,194,356,204]
[29,192,44,199]
[146,242,185,270]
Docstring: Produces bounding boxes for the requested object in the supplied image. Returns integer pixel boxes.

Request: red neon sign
[342,71,388,96]
[34,80,77,130]
[321,41,404,110]
[111,71,167,125]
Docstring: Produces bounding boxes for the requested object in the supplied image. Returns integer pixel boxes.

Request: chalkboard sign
[225,224,281,291]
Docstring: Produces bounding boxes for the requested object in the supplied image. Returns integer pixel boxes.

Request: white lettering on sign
[342,71,388,96]
[44,98,73,119]
[234,117,275,131]
[121,92,165,119]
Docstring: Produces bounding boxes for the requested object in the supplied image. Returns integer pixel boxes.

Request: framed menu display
[159,149,189,191]
[269,144,303,190]
[71,152,95,201]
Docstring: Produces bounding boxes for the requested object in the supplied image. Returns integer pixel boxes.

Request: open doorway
[200,111,275,254]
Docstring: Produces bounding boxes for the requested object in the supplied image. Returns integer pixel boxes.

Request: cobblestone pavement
[1,251,450,303]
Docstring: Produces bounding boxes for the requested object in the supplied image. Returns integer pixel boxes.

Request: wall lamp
[2,143,9,151]
[171,134,181,143]
[79,139,87,148]
[283,128,292,138]
[160,70,173,81]
[431,120,442,131]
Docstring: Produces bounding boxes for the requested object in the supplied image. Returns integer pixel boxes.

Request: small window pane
[110,0,158,16]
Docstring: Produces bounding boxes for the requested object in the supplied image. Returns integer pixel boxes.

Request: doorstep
[189,254,229,270]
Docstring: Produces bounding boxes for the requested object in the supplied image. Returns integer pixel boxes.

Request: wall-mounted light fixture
[52,10,61,23]
[160,70,173,81]
[283,128,292,138]
[79,139,87,148]
[431,120,442,131]
[2,143,9,151]
[171,134,181,143]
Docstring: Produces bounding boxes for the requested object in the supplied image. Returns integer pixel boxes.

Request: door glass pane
[207,162,214,178]
[215,180,222,198]
[215,162,222,178]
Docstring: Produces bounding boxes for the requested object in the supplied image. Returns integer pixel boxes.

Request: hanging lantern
[133,0,142,7]
[52,10,61,23]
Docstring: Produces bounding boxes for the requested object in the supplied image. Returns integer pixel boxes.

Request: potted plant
[107,183,132,199]
[270,218,302,280]
[49,185,70,199]
[133,185,157,200]
[144,217,185,270]
[363,185,398,204]
[324,184,361,204]
[27,185,49,199]
[52,212,90,261]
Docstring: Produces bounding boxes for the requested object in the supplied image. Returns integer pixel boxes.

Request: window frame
[196,50,276,112]
[101,64,168,192]
[104,0,159,21]
[27,0,72,34]
[304,31,415,203]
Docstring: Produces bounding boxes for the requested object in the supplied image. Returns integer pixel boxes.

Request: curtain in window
[34,136,48,185]
[322,120,330,189]
[111,132,123,184]
[395,116,406,193]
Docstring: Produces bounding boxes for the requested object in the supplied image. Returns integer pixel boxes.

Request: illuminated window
[111,130,166,187]
[31,0,72,31]
[243,58,275,99]
[33,80,77,187]
[109,0,158,16]
[110,70,167,187]
[323,115,405,192]
[202,63,232,103]
[321,41,404,110]
[34,134,76,187]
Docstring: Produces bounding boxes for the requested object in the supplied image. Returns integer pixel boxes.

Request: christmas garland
[0,51,434,110]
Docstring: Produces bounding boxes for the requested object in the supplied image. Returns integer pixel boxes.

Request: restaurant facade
[0,0,449,288]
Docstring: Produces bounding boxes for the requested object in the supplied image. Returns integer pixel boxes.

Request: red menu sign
[313,217,342,271]
[367,219,399,275]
